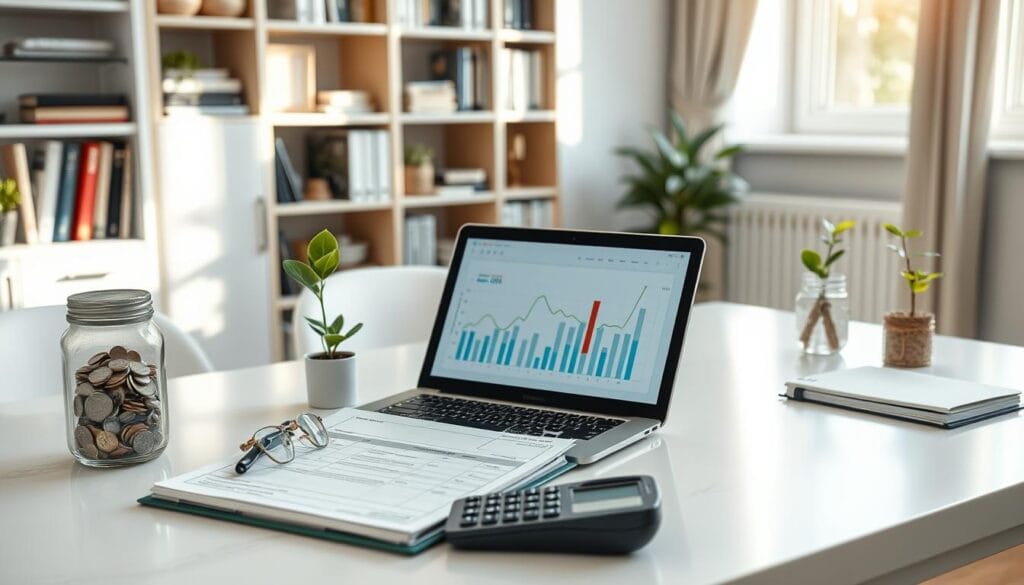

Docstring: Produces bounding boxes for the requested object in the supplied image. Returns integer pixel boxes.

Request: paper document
[152,409,574,543]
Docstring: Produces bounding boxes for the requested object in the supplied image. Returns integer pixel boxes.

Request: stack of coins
[71,345,163,461]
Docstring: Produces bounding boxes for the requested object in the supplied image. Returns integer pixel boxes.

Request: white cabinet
[157,117,272,369]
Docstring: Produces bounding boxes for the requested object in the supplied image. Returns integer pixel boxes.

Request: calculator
[445,475,661,554]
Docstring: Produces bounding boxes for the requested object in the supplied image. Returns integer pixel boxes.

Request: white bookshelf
[147,0,560,362]
[0,0,158,311]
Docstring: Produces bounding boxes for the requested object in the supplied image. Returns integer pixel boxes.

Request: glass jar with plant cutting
[796,219,855,355]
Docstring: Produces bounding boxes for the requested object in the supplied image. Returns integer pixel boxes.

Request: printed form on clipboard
[147,409,575,547]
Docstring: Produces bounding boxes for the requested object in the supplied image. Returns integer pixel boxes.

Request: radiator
[726,193,903,323]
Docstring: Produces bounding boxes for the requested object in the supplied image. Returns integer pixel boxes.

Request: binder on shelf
[374,131,390,201]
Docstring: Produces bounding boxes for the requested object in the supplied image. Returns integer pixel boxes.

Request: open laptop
[360,225,704,464]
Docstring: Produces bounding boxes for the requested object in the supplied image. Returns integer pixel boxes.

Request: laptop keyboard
[377,394,626,440]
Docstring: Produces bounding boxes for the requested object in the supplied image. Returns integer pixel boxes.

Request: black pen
[235,430,286,474]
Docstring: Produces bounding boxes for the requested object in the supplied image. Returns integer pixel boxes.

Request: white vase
[304,351,357,409]
[0,211,17,246]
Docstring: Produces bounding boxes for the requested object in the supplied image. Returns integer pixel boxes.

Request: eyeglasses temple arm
[235,430,287,474]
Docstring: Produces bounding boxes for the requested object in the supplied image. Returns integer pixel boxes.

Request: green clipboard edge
[137,460,578,556]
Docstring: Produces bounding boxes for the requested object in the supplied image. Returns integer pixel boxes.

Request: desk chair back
[292,266,448,356]
[0,305,214,403]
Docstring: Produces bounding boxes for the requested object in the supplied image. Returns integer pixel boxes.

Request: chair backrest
[292,266,449,356]
[0,305,214,403]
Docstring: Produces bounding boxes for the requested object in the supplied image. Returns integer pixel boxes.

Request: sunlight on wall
[556,0,583,147]
[731,0,785,137]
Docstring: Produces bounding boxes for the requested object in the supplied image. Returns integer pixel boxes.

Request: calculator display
[570,482,644,514]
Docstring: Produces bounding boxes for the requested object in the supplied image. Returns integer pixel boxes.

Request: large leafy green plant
[283,229,362,358]
[616,111,748,239]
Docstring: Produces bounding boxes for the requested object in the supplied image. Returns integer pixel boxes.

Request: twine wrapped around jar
[883,312,934,368]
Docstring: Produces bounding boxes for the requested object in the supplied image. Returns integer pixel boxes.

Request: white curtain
[901,0,999,337]
[669,0,759,300]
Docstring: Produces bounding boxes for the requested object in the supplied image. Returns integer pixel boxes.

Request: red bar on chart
[581,300,601,354]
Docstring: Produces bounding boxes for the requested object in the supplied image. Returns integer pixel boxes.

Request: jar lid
[66,289,154,326]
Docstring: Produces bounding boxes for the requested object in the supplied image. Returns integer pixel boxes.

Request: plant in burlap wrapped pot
[403,143,434,195]
[795,218,856,355]
[882,224,943,368]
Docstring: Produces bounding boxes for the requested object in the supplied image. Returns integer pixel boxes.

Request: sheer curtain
[668,0,758,300]
[901,0,999,337]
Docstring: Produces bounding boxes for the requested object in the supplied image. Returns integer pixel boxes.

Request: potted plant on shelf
[161,50,202,80]
[0,178,20,247]
[882,224,942,367]
[283,229,364,408]
[404,143,435,196]
[796,219,855,355]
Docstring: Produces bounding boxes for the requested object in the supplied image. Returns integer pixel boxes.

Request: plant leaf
[714,145,744,160]
[652,129,685,168]
[686,124,724,160]
[669,110,688,146]
[304,316,327,335]
[912,281,931,294]
[313,249,339,279]
[885,243,907,258]
[824,249,845,267]
[307,229,338,264]
[900,270,916,282]
[801,249,822,273]
[904,229,923,238]
[821,218,835,235]
[833,220,856,235]
[329,314,345,335]
[323,334,344,347]
[884,223,903,237]
[344,322,363,339]
[283,259,321,293]
[915,251,941,257]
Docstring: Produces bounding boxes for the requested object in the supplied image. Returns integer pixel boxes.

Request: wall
[555,0,670,230]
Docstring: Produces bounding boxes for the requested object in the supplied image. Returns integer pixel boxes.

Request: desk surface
[2,302,1023,584]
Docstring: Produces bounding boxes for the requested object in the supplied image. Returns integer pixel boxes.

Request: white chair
[0,305,214,403]
[292,266,448,356]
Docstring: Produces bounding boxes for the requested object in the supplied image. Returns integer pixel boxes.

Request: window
[794,0,920,134]
[992,0,1024,137]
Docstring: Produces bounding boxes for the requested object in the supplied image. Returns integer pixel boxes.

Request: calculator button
[544,486,558,493]
[502,512,520,523]
[465,496,481,504]
[484,505,499,514]
[460,516,478,527]
[523,509,540,521]
[525,502,539,511]
[482,514,498,525]
[525,487,539,495]
[504,504,520,512]
[543,507,560,518]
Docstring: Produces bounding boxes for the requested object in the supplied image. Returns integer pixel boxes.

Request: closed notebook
[784,366,1021,428]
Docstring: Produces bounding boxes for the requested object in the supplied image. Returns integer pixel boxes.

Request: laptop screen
[428,236,693,406]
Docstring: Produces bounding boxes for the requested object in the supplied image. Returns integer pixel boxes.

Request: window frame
[792,0,914,136]
[991,0,1024,138]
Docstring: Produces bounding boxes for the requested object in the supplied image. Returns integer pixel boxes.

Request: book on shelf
[107,142,131,239]
[53,142,80,242]
[504,0,534,30]
[163,69,247,116]
[72,142,101,241]
[395,0,488,29]
[403,81,457,114]
[19,94,128,108]
[501,199,553,228]
[439,167,487,185]
[404,214,437,266]
[274,138,303,204]
[164,105,250,117]
[316,90,375,114]
[32,141,63,244]
[0,143,39,245]
[504,48,544,111]
[278,230,301,295]
[3,37,116,60]
[306,129,391,203]
[269,0,375,23]
[430,47,488,111]
[20,105,130,124]
[92,142,114,239]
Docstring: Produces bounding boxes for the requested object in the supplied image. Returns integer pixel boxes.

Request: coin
[75,382,95,397]
[88,352,110,366]
[109,346,129,360]
[80,444,99,459]
[83,392,114,422]
[76,364,96,376]
[148,365,157,376]
[74,425,94,448]
[96,430,119,453]
[107,387,125,406]
[128,361,149,376]
[135,382,156,398]
[73,396,84,417]
[127,350,141,362]
[144,398,160,410]
[118,411,138,424]
[132,431,158,455]
[121,423,146,443]
[108,358,129,372]
[87,366,112,385]
[102,417,122,434]
[105,371,128,388]
[147,412,161,427]
[110,446,133,457]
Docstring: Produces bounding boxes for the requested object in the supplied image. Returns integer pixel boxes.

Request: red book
[72,142,100,241]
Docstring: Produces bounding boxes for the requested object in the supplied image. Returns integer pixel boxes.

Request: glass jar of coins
[61,289,168,467]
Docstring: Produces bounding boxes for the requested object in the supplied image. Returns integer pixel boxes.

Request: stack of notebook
[784,367,1022,428]
[19,94,129,124]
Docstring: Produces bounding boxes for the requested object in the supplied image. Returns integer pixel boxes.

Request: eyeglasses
[235,413,329,474]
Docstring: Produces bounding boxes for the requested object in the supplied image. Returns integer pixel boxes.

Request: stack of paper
[784,367,1021,428]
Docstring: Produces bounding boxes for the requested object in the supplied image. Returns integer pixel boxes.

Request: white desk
[2,302,1023,584]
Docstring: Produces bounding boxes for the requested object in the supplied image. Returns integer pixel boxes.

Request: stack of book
[395,0,489,29]
[316,90,375,115]
[503,0,535,29]
[404,81,456,114]
[19,93,129,124]
[504,48,544,111]
[434,168,487,196]
[2,37,115,60]
[430,47,488,111]
[268,0,375,22]
[1,141,134,243]
[404,214,437,266]
[280,130,391,203]
[501,199,553,228]
[163,68,248,116]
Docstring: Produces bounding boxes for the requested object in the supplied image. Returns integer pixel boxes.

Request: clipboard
[138,460,577,555]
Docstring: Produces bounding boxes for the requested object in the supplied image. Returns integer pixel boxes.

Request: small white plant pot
[304,351,357,409]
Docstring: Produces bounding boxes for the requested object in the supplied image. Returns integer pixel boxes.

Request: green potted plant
[0,178,20,247]
[882,224,942,367]
[404,143,434,196]
[616,110,747,240]
[283,229,363,408]
[161,50,202,80]
[796,219,855,354]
